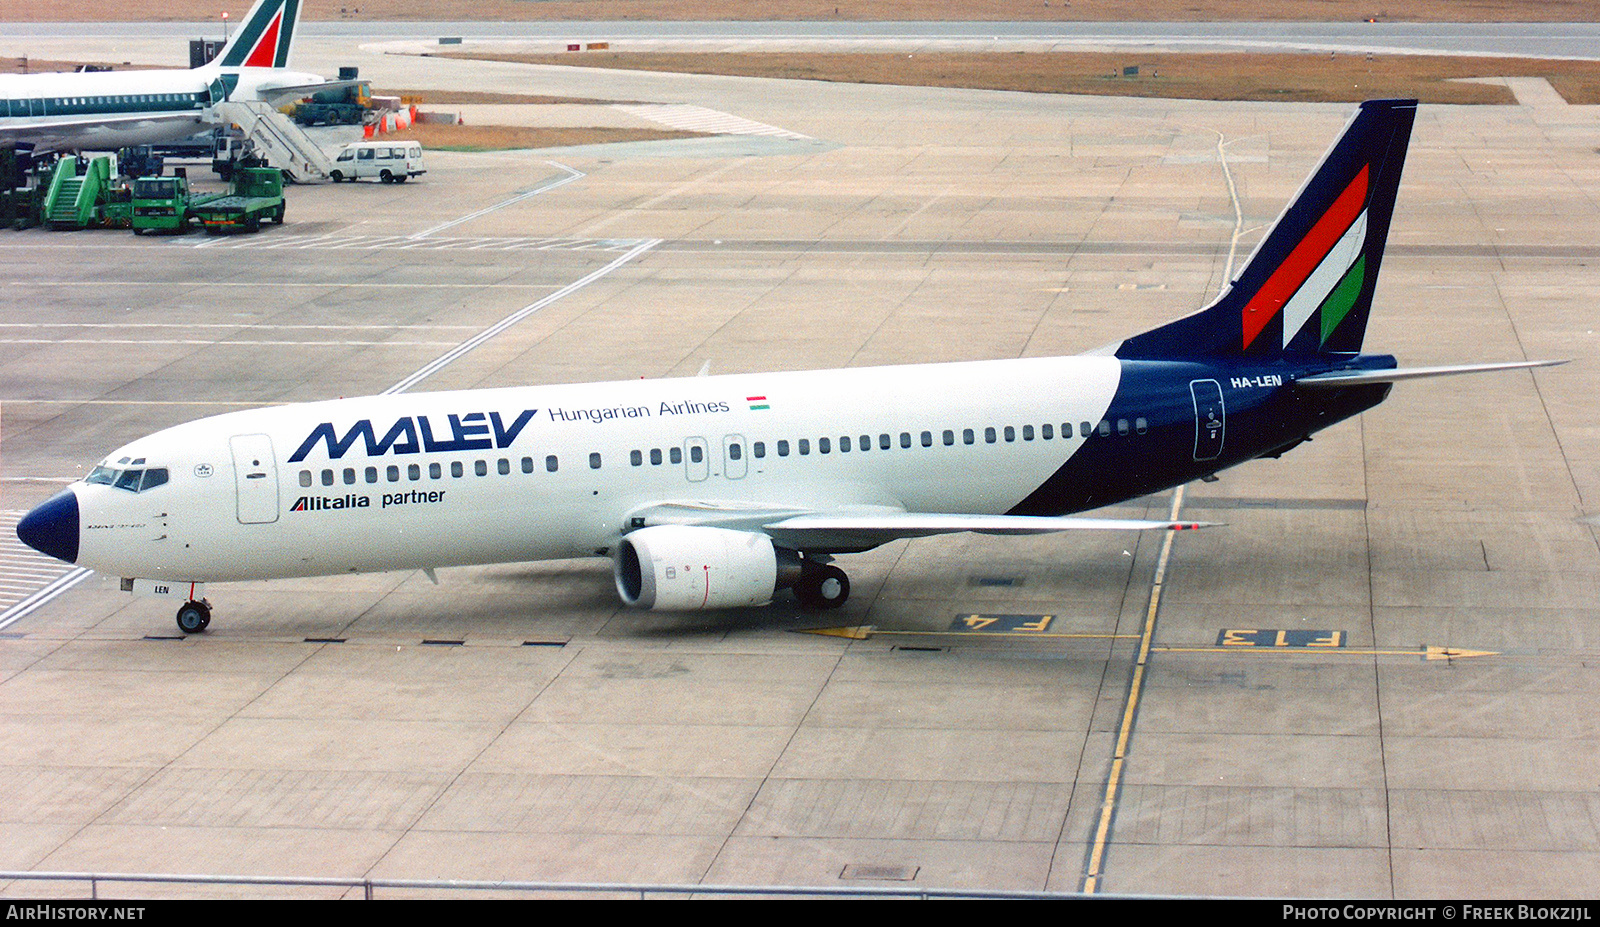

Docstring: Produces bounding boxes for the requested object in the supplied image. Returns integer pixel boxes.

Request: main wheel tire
[176,600,211,634]
[795,564,850,610]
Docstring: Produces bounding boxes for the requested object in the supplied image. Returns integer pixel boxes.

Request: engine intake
[615,525,799,611]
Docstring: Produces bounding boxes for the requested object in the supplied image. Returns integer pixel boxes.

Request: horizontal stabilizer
[1295,360,1565,388]
[252,78,366,105]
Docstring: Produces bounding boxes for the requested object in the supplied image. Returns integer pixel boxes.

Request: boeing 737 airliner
[0,0,352,153]
[16,100,1560,632]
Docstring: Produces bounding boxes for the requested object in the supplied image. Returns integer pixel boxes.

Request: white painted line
[383,238,659,395]
[410,162,585,239]
[0,340,463,347]
[0,567,92,631]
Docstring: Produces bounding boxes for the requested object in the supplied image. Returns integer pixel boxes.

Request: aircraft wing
[762,513,1213,549]
[0,111,210,149]
[1295,359,1565,388]
[624,500,1214,552]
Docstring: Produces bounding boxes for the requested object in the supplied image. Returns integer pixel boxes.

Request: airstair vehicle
[213,100,332,183]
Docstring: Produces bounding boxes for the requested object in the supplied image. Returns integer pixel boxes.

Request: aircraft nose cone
[17,489,79,565]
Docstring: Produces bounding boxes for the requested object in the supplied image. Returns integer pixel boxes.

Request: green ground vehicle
[101,185,132,229]
[43,156,115,230]
[130,174,198,234]
[191,166,285,233]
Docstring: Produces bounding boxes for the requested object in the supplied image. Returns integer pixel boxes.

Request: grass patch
[440,50,1600,104]
[376,89,639,106]
[378,123,710,151]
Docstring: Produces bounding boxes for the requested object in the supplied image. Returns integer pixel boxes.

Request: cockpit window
[87,463,169,493]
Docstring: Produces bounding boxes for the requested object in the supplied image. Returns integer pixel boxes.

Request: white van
[330,141,426,183]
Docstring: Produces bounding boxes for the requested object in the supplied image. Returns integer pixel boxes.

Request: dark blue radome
[17,489,78,565]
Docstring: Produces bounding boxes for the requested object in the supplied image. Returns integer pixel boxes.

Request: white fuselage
[73,357,1122,583]
[0,66,329,152]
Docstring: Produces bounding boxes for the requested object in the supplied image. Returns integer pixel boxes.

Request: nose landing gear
[176,599,212,634]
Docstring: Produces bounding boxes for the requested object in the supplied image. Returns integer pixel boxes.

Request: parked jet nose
[17,489,79,565]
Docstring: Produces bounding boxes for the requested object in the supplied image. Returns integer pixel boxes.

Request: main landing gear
[175,599,212,634]
[794,562,850,610]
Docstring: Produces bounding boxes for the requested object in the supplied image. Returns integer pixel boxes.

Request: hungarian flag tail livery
[1113,98,1417,361]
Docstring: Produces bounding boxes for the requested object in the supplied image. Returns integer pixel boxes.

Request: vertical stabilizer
[208,0,301,70]
[1113,99,1416,360]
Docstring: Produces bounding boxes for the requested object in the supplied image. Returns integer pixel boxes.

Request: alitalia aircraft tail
[1114,98,1417,361]
[207,0,302,70]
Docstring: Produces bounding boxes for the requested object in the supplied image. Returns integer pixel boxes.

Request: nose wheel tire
[176,600,211,634]
[795,564,850,610]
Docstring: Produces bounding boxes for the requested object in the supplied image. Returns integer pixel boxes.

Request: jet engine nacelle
[614,525,784,611]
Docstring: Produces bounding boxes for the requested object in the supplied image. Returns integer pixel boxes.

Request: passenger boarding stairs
[213,100,333,183]
[43,156,111,229]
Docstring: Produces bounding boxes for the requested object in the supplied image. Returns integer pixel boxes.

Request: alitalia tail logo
[242,11,284,67]
[1241,165,1370,352]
